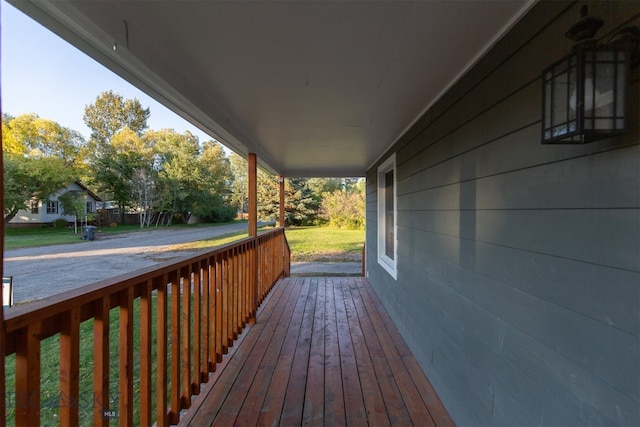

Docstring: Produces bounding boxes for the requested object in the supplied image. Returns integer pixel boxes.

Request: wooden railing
[1,227,290,426]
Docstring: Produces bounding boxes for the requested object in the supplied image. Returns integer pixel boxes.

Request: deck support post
[279,176,285,227]
[248,153,258,238]
[248,153,258,323]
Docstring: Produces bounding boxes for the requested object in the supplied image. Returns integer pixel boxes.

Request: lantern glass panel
[543,56,578,141]
[544,74,552,140]
[616,51,626,126]
[542,45,628,144]
[552,68,569,135]
[582,48,627,135]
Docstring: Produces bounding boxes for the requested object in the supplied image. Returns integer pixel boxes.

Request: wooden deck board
[348,280,413,426]
[182,277,454,427]
[323,278,346,427]
[234,278,304,426]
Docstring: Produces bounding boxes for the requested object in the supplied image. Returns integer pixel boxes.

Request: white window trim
[377,153,397,279]
[46,201,59,215]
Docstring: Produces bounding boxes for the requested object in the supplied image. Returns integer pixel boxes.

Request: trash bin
[81,225,97,241]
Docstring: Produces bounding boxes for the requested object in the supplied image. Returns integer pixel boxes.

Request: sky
[1,1,215,144]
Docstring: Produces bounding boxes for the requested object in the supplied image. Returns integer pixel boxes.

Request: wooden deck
[180,277,454,426]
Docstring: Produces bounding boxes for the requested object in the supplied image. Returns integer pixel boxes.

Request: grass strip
[4,221,246,250]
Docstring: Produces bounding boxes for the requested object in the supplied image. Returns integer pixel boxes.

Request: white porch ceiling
[9,0,534,177]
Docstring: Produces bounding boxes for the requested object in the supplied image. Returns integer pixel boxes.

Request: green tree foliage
[194,141,235,222]
[2,114,82,224]
[94,127,154,222]
[3,113,85,164]
[256,170,279,221]
[150,129,203,224]
[319,189,365,230]
[307,177,342,199]
[257,173,316,225]
[131,167,157,228]
[145,130,235,225]
[228,153,248,214]
[58,190,90,232]
[83,92,151,221]
[58,191,86,219]
[83,90,150,151]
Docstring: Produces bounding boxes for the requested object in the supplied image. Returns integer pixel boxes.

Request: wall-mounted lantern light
[542,6,638,144]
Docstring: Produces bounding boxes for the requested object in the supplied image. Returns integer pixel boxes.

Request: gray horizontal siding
[366,1,640,425]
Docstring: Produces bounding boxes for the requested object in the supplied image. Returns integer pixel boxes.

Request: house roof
[74,181,102,202]
[9,0,534,177]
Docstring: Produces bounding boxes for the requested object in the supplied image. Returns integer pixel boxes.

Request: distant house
[9,181,102,226]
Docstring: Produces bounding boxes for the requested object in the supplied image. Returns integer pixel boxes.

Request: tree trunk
[3,207,19,225]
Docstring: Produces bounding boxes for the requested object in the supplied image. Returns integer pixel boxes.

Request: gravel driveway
[4,223,257,304]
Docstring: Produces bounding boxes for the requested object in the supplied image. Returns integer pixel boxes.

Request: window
[377,154,397,279]
[86,201,94,213]
[30,200,39,214]
[46,201,58,214]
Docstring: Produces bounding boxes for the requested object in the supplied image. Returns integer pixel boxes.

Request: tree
[3,153,78,224]
[228,153,248,214]
[319,190,365,230]
[286,178,318,225]
[257,174,316,225]
[58,190,88,233]
[193,141,235,222]
[2,114,27,155]
[83,90,150,152]
[131,167,157,228]
[2,114,82,224]
[146,130,235,225]
[307,178,342,198]
[150,129,202,225]
[199,141,232,195]
[4,113,85,164]
[83,92,151,221]
[91,127,154,223]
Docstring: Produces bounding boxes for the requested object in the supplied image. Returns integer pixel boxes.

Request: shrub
[53,218,69,229]
[201,204,237,223]
[319,190,365,230]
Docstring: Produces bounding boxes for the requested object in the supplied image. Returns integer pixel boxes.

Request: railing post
[279,177,289,279]
[93,297,110,427]
[170,270,181,425]
[156,277,169,427]
[284,231,291,278]
[15,323,41,426]
[279,176,285,227]
[248,153,258,323]
[59,307,81,426]
[181,265,192,409]
[140,279,153,426]
[248,153,257,238]
[119,287,134,426]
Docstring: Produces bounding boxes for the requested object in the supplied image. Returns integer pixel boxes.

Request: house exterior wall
[365,1,639,425]
[10,182,100,225]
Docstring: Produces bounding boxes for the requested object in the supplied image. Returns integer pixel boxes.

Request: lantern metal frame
[541,6,635,144]
[542,45,629,144]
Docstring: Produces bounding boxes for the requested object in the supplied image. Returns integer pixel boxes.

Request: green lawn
[164,226,365,262]
[284,226,364,262]
[4,227,90,249]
